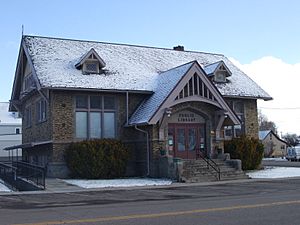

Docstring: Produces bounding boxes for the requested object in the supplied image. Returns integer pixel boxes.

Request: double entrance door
[168,123,206,159]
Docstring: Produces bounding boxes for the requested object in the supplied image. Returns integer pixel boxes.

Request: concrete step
[180,159,249,183]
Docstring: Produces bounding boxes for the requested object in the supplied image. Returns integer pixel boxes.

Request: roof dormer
[204,61,232,83]
[75,48,106,74]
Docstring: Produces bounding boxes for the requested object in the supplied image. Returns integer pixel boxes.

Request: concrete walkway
[45,178,84,192]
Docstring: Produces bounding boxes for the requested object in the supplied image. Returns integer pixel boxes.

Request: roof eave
[47,86,154,94]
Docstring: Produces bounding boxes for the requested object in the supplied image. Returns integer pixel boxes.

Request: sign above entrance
[169,110,205,123]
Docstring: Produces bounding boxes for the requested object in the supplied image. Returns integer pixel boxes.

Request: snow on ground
[247,166,300,179]
[262,157,288,161]
[63,178,173,189]
[0,179,11,192]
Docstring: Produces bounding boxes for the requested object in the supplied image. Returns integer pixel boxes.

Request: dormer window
[214,72,226,82]
[75,48,106,75]
[84,62,99,74]
[204,61,232,83]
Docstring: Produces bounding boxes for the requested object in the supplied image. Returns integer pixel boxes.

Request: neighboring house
[259,130,288,157]
[8,35,272,178]
[0,102,22,161]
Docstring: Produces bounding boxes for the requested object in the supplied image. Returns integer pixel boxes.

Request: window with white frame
[36,99,47,122]
[25,106,32,128]
[75,95,116,139]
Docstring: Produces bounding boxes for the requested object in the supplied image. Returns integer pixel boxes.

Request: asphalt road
[1,178,300,225]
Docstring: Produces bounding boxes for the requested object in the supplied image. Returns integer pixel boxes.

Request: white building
[0,102,22,160]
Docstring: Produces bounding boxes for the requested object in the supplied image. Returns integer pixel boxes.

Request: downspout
[134,125,150,176]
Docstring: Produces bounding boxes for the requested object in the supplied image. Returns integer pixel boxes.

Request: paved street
[1,178,300,225]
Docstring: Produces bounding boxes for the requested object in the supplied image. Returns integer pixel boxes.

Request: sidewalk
[2,176,298,195]
[45,178,84,192]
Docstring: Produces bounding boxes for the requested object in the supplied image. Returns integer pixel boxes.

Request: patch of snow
[63,178,172,189]
[129,62,194,124]
[23,36,271,100]
[262,157,287,161]
[247,166,300,179]
[0,179,12,192]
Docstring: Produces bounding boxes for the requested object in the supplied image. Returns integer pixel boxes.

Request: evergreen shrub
[65,139,129,179]
[224,135,264,170]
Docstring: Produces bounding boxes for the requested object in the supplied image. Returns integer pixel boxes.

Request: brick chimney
[173,45,184,51]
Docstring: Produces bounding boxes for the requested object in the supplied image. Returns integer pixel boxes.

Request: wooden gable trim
[22,40,42,91]
[149,62,240,125]
[10,39,24,111]
[216,60,232,77]
[10,38,48,111]
[75,48,106,69]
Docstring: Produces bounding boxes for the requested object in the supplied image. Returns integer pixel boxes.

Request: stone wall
[22,92,52,143]
[243,99,259,139]
[224,97,259,139]
[49,90,149,177]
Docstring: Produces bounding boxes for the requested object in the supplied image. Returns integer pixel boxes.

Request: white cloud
[229,56,300,135]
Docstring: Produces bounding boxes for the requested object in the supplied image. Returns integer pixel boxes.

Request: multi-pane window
[224,101,245,139]
[83,61,99,74]
[23,73,35,91]
[36,99,47,122]
[25,106,32,128]
[75,95,116,139]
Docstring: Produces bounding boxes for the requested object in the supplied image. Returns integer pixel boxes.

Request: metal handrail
[196,149,221,180]
[0,162,18,191]
[12,161,46,189]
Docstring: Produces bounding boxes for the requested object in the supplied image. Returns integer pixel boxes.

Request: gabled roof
[259,130,271,140]
[19,35,272,100]
[75,48,106,69]
[129,61,240,125]
[259,130,289,145]
[128,61,194,125]
[204,60,232,77]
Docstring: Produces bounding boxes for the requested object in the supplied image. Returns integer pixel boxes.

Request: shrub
[224,136,264,170]
[65,139,129,179]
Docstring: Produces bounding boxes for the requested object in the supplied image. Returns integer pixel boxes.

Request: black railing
[12,161,46,190]
[0,161,18,191]
[196,149,221,180]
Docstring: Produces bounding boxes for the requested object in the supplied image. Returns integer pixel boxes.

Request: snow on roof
[259,130,271,140]
[203,61,221,75]
[23,36,271,100]
[129,62,194,125]
[0,102,22,125]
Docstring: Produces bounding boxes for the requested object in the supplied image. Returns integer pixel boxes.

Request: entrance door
[168,123,206,159]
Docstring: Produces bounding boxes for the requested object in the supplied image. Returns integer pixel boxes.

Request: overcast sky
[1,0,300,135]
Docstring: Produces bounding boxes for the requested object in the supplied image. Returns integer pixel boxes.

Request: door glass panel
[177,128,185,151]
[188,128,196,151]
[168,128,174,152]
